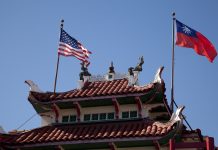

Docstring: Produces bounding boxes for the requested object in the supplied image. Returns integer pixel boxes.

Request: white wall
[40,112,54,126]
[39,103,168,126]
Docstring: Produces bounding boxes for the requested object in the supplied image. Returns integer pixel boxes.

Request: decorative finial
[134,56,144,72]
[153,106,185,133]
[172,12,176,20]
[60,19,64,29]
[128,67,134,76]
[109,61,115,73]
[79,62,91,81]
[153,66,164,84]
[25,80,43,92]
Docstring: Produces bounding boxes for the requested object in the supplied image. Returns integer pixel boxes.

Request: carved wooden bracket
[153,140,160,150]
[56,145,64,150]
[109,142,117,150]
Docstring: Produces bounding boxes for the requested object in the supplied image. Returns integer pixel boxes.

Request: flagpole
[170,12,176,112]
[169,14,193,130]
[53,19,64,94]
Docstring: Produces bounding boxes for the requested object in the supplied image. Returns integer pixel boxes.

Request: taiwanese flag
[176,20,217,62]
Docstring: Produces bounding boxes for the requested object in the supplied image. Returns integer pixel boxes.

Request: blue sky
[0,0,218,145]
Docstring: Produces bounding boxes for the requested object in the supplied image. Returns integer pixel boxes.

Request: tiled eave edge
[5,126,178,149]
[28,91,157,105]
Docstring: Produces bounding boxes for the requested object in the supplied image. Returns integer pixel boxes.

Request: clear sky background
[0,0,218,145]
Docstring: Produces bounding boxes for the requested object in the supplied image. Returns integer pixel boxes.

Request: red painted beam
[112,98,119,119]
[173,137,214,149]
[169,139,175,150]
[206,137,214,150]
[73,102,81,122]
[175,142,205,148]
[135,97,142,118]
[51,103,60,123]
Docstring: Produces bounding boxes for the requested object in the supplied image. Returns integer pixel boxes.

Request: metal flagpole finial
[60,19,64,29]
[172,12,176,20]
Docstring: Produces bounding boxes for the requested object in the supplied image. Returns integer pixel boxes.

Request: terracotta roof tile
[30,79,156,102]
[1,119,176,146]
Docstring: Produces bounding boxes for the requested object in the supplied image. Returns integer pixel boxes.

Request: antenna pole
[53,19,64,94]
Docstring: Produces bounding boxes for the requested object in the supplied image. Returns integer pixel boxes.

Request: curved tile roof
[2,119,175,146]
[30,78,157,102]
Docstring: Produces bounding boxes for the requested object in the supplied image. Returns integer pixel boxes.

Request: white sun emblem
[182,26,192,35]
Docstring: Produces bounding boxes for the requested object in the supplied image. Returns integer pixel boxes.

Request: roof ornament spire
[128,67,134,76]
[80,62,91,79]
[109,61,115,73]
[127,56,144,86]
[134,56,144,72]
[105,61,116,81]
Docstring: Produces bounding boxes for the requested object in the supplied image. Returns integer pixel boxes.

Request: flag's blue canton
[176,20,197,38]
[60,29,80,49]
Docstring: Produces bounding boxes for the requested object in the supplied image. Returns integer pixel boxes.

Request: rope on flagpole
[16,113,37,130]
[172,100,193,131]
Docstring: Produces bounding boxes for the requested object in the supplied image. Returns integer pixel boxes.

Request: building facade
[0,60,216,150]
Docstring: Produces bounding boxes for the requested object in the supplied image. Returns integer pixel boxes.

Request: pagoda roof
[0,118,178,148]
[29,78,160,103]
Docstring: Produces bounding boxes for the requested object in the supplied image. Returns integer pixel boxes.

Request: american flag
[58,29,92,65]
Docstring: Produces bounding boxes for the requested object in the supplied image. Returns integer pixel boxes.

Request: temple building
[0,58,216,150]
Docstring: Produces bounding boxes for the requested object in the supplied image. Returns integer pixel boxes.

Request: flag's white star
[182,26,192,35]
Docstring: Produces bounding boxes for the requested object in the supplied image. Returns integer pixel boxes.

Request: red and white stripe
[58,42,91,64]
